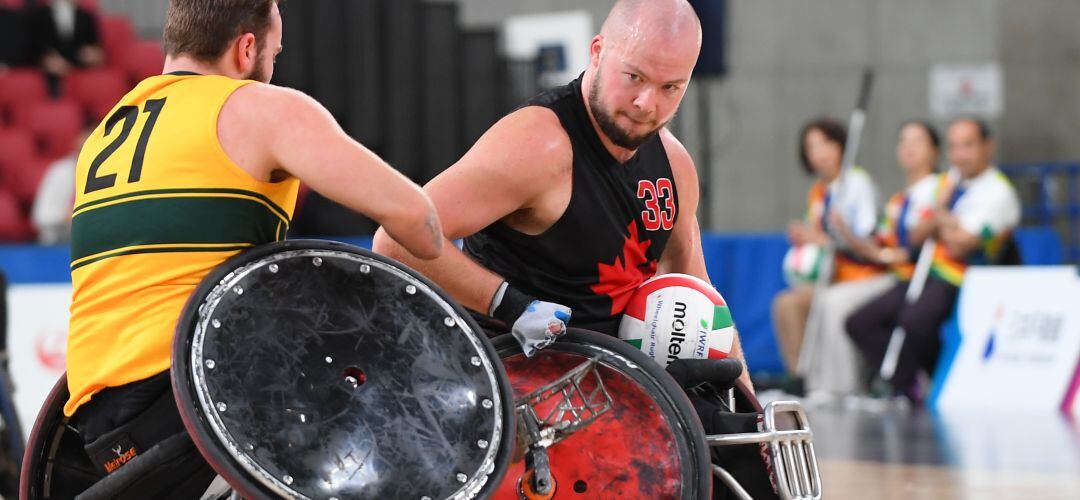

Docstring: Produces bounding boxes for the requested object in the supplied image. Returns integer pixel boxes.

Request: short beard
[588,74,666,151]
[246,46,270,83]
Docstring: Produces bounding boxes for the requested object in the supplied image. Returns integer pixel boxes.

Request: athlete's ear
[589,35,604,69]
[236,32,258,75]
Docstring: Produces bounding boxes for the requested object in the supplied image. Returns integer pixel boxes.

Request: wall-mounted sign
[930,62,1004,118]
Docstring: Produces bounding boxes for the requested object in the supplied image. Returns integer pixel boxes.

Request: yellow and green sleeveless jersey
[65,72,299,416]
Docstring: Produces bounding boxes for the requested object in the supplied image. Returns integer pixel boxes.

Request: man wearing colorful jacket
[846,118,1021,402]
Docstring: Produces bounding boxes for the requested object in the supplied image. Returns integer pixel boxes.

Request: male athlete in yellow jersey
[64,1,441,496]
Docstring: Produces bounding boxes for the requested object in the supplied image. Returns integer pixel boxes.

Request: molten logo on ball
[667,301,688,363]
[619,273,735,367]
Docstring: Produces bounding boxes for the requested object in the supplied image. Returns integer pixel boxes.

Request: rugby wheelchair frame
[20,241,820,500]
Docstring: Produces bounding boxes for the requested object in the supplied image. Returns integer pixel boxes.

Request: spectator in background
[31,129,90,245]
[820,121,942,398]
[0,1,27,70]
[28,0,104,89]
[772,117,883,397]
[846,118,1021,404]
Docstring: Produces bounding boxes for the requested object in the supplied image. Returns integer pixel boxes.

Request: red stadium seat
[11,100,84,159]
[7,156,50,205]
[0,189,33,242]
[99,15,135,67]
[0,129,37,188]
[0,129,36,164]
[62,68,128,121]
[0,69,49,124]
[121,40,165,84]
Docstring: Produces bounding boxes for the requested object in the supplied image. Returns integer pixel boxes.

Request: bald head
[582,0,701,153]
[601,0,702,54]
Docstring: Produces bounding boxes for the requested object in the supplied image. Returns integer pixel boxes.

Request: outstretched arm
[372,106,572,313]
[220,83,442,259]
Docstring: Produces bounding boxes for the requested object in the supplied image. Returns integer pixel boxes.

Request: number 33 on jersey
[637,178,676,231]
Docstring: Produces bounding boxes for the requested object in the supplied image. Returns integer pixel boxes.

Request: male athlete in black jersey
[374,0,752,390]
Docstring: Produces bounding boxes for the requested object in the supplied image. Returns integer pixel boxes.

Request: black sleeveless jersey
[464,76,678,336]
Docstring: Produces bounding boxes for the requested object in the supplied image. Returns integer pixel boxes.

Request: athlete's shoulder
[220,83,333,144]
[226,82,321,116]
[487,105,573,174]
[659,128,692,165]
[508,105,569,141]
[524,80,578,109]
[218,83,333,180]
[659,128,698,185]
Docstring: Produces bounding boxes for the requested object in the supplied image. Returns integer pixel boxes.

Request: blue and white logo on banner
[932,267,1080,414]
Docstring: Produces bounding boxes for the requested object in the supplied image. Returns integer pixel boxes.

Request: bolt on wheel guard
[171,240,515,500]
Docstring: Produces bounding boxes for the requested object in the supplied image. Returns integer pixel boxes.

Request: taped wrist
[490,282,536,326]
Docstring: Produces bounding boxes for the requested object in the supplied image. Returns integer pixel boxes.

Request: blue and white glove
[490,282,571,357]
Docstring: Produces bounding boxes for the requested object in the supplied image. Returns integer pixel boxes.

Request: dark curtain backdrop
[277,0,510,236]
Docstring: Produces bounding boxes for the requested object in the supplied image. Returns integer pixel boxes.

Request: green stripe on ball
[713,306,733,329]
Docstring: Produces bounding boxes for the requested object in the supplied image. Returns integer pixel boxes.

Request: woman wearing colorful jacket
[772,117,884,397]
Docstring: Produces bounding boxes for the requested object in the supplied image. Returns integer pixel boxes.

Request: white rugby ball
[618,273,735,367]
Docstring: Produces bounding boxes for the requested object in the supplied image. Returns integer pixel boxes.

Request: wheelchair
[21,240,820,499]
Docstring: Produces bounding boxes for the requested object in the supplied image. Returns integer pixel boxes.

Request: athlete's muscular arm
[656,131,708,279]
[219,83,442,259]
[373,107,572,313]
[656,129,755,393]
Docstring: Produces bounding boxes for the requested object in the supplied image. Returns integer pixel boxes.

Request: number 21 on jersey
[85,98,167,194]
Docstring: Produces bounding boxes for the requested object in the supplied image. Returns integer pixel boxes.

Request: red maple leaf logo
[591,222,657,315]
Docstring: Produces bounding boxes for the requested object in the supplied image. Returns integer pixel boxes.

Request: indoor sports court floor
[805,404,1080,499]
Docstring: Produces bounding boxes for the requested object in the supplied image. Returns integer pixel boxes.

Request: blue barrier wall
[1001,163,1080,264]
[0,229,1062,375]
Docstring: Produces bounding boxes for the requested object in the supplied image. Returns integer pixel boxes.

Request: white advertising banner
[935,267,1080,413]
[9,284,71,431]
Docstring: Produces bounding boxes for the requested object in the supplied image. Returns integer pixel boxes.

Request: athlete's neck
[163,55,243,80]
[581,70,639,164]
